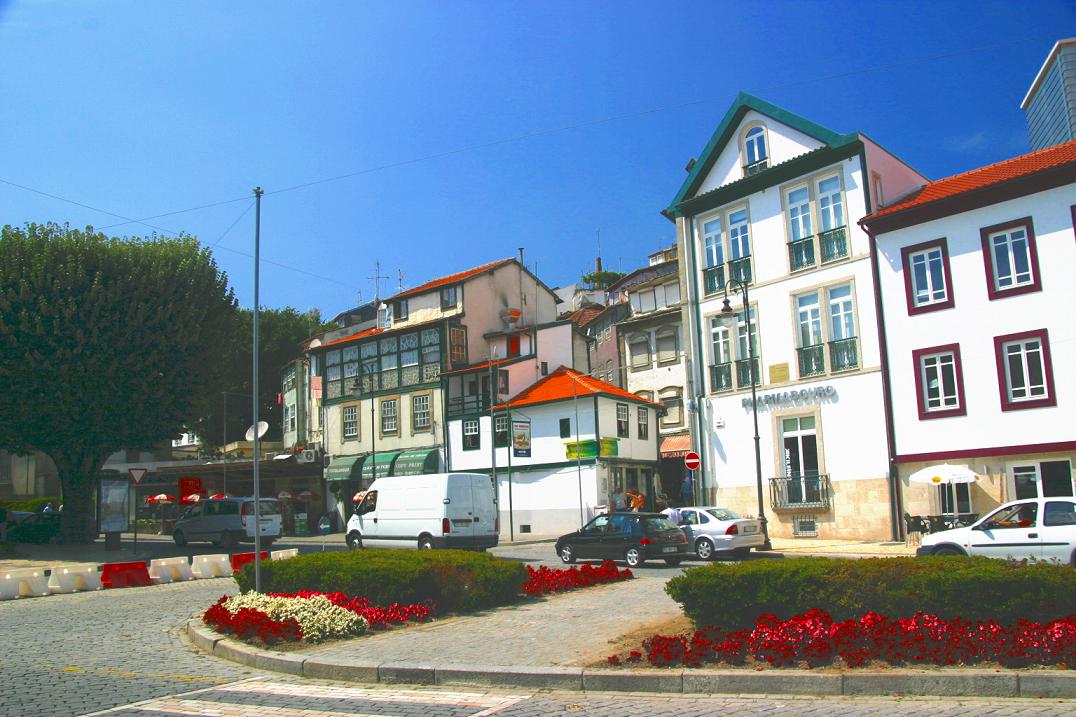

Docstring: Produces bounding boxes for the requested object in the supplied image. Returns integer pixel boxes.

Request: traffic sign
[128,468,148,484]
[684,452,701,471]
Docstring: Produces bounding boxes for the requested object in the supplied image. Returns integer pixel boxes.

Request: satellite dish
[308,338,322,349]
[246,421,270,441]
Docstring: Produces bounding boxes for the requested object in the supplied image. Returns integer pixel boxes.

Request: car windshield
[704,508,741,521]
[642,516,679,532]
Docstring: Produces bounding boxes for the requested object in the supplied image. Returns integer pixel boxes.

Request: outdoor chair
[903,513,927,545]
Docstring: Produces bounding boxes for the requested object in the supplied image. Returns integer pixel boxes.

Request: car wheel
[220,532,237,549]
[664,557,682,567]
[933,545,963,556]
[418,535,434,550]
[172,530,187,547]
[558,543,576,564]
[347,531,363,550]
[695,538,715,560]
[624,546,644,568]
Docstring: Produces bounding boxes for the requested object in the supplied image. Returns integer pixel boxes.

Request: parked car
[347,472,499,551]
[554,511,690,568]
[917,497,1076,565]
[8,511,61,544]
[172,497,281,548]
[674,506,764,560]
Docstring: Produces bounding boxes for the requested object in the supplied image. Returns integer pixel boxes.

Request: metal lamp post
[716,277,772,550]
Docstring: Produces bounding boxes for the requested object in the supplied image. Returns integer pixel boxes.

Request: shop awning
[392,449,440,476]
[325,454,364,482]
[361,451,402,481]
[660,434,693,458]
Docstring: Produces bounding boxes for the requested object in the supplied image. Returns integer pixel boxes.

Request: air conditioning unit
[297,448,322,464]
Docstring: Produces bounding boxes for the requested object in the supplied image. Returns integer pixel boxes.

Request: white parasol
[908,464,981,515]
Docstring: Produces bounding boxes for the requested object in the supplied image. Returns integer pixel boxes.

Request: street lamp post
[716,277,772,551]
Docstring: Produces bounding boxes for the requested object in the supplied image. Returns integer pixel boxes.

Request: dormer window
[377,302,392,329]
[743,125,768,176]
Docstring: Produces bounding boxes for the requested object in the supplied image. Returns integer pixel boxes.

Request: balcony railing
[728,256,753,285]
[819,226,849,263]
[796,344,826,378]
[788,236,816,272]
[743,159,768,176]
[446,393,491,418]
[703,265,726,296]
[710,362,733,392]
[769,474,832,511]
[829,337,859,371]
[735,357,760,387]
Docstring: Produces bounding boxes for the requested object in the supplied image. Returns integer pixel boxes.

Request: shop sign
[512,419,531,458]
[742,385,837,410]
[564,437,619,460]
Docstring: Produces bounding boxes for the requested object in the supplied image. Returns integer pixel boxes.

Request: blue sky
[1,1,1073,318]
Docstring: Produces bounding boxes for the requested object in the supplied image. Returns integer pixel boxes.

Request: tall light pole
[716,277,772,550]
[252,186,264,591]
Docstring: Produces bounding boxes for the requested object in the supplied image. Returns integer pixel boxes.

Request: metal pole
[488,350,498,532]
[252,186,263,592]
[506,408,515,542]
[742,282,772,550]
[222,392,227,495]
[573,374,584,526]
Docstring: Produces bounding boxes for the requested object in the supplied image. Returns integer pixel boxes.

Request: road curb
[183,621,1075,697]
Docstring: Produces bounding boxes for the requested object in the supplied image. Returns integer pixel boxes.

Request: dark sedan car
[8,512,61,544]
[555,511,690,567]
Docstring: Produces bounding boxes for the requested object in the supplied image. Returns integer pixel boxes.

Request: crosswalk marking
[213,679,529,708]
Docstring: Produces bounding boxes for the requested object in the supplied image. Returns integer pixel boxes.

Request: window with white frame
[462,418,480,450]
[342,405,358,439]
[708,317,734,392]
[983,219,1039,298]
[793,284,857,376]
[377,303,392,330]
[412,394,430,430]
[287,403,297,432]
[995,329,1054,410]
[788,186,812,242]
[616,403,629,437]
[637,406,649,440]
[703,218,724,268]
[494,414,509,447]
[817,176,844,232]
[700,208,752,291]
[380,399,397,434]
[913,346,964,419]
[659,387,683,427]
[629,334,651,370]
[743,125,768,174]
[901,239,953,314]
[656,328,678,365]
[728,209,751,276]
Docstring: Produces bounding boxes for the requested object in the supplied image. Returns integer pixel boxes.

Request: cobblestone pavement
[89,677,1073,716]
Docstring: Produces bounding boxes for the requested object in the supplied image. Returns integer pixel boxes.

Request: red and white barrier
[100,561,153,589]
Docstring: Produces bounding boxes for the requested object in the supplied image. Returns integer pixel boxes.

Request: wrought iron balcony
[819,226,849,263]
[728,256,753,285]
[709,362,733,392]
[829,337,859,371]
[446,393,491,418]
[743,159,768,176]
[702,265,725,296]
[788,236,816,272]
[769,474,832,511]
[735,357,759,387]
[796,344,826,378]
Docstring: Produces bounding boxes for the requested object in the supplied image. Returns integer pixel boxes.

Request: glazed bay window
[981,218,1040,299]
[901,239,953,314]
[787,186,814,271]
[421,328,442,381]
[616,403,629,438]
[412,394,431,430]
[462,418,480,450]
[816,176,847,262]
[637,407,649,439]
[342,405,358,439]
[913,345,965,420]
[708,318,733,392]
[325,349,343,399]
[494,415,509,447]
[381,399,398,434]
[994,329,1055,411]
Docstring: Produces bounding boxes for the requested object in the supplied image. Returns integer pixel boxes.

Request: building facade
[1022,38,1076,151]
[667,93,927,540]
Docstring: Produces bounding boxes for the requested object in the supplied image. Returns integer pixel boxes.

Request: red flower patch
[203,595,303,645]
[522,560,633,596]
[267,590,435,629]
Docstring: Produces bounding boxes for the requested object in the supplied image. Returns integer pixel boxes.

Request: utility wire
[209,201,255,248]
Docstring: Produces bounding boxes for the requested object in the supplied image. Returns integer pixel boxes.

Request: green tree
[0,223,237,542]
[581,269,625,290]
[191,306,331,452]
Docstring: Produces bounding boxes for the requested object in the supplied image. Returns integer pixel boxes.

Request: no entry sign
[684,452,701,471]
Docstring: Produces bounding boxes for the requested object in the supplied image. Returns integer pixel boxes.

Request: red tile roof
[864,140,1076,222]
[392,258,514,300]
[496,366,659,409]
[562,305,604,327]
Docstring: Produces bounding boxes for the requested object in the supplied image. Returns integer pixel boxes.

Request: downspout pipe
[681,213,710,504]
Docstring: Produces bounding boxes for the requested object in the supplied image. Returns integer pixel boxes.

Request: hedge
[0,497,59,513]
[666,556,1076,631]
[236,549,528,614]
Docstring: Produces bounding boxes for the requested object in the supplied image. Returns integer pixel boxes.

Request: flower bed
[523,560,632,595]
[606,609,1076,669]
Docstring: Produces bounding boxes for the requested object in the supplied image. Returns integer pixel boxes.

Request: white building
[448,365,659,538]
[666,93,926,540]
[861,140,1076,523]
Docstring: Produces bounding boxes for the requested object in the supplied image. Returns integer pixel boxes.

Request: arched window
[743,126,768,176]
[659,387,683,427]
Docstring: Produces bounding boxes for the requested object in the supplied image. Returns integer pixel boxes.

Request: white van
[345,473,498,551]
[172,497,282,548]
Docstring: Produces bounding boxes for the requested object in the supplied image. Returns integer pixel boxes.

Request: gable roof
[666,92,854,216]
[496,366,659,409]
[391,258,514,301]
[861,140,1076,232]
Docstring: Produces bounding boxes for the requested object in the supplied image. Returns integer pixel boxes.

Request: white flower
[224,592,369,642]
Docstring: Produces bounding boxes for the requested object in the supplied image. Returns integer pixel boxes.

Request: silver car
[671,506,765,560]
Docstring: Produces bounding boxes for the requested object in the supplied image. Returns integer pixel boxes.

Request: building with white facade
[861,140,1076,524]
[448,365,659,538]
[666,93,926,540]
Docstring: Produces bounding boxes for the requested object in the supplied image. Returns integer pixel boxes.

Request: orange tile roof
[392,258,515,300]
[864,140,1076,222]
[563,305,604,327]
[497,366,660,409]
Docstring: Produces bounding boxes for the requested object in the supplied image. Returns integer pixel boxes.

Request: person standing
[680,475,694,506]
[612,487,627,511]
[630,491,646,512]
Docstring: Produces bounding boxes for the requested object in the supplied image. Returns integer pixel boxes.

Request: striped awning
[659,434,693,458]
[325,454,364,482]
[392,449,440,476]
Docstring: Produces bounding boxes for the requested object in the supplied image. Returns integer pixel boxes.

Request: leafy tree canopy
[581,269,625,290]
[0,223,237,541]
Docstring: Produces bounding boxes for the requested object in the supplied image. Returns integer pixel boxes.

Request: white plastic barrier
[47,564,103,593]
[270,548,299,561]
[148,557,193,584]
[190,554,232,579]
[0,568,52,599]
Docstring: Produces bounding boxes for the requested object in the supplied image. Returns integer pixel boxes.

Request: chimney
[595,256,603,272]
